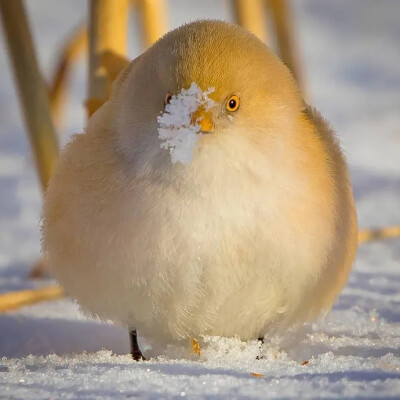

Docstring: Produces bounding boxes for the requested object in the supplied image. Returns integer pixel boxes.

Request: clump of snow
[154,336,265,362]
[157,82,215,164]
[200,336,264,362]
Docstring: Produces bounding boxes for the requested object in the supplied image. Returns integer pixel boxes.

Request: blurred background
[0,0,399,323]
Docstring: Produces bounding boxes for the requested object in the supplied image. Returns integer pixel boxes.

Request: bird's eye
[226,95,240,112]
[164,93,172,106]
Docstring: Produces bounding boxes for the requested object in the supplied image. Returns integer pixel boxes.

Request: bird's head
[105,20,304,173]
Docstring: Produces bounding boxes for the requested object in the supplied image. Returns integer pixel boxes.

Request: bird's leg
[191,338,201,356]
[256,336,264,360]
[129,330,146,361]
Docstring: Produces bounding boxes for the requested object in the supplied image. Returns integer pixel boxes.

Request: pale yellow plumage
[43,21,357,351]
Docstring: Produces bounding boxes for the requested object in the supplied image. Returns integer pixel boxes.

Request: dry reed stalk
[0,286,65,314]
[49,24,87,128]
[358,226,400,244]
[87,0,130,117]
[0,0,59,190]
[232,0,267,42]
[267,0,304,91]
[137,0,168,48]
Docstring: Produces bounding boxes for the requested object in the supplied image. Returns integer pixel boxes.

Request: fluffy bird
[43,20,358,359]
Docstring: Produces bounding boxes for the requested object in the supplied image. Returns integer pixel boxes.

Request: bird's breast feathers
[44,126,342,341]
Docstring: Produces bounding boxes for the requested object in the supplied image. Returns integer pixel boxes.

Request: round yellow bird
[43,20,358,360]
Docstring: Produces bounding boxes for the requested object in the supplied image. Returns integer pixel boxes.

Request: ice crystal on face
[157,82,215,164]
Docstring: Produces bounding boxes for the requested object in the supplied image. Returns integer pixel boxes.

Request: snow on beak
[191,107,214,133]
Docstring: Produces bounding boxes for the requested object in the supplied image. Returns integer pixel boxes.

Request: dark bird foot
[129,330,146,361]
[256,336,264,360]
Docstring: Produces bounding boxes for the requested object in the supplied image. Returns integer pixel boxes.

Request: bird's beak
[191,107,214,133]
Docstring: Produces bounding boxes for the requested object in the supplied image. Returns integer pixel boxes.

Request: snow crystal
[157,82,215,164]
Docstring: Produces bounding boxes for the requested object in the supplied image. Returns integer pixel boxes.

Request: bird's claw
[191,338,201,356]
[132,350,146,362]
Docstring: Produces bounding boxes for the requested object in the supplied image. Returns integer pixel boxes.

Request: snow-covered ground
[1,1,400,398]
